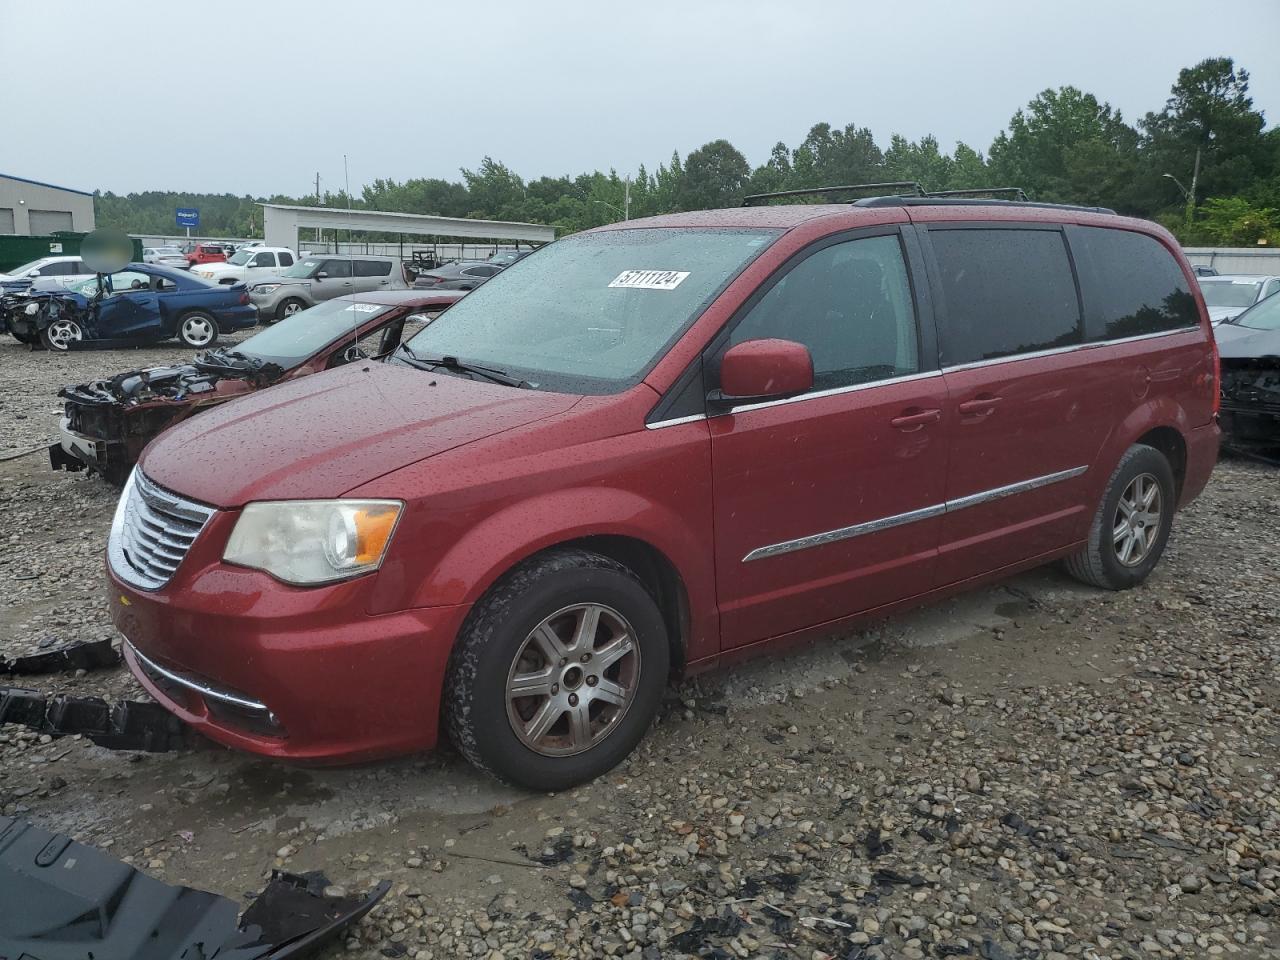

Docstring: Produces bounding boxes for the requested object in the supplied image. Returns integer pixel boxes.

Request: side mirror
[710,338,813,409]
[316,271,329,280]
[27,269,39,278]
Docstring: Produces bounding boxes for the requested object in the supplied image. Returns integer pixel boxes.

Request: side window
[1265,279,1280,300]
[929,228,1080,364]
[252,252,275,267]
[1068,226,1199,340]
[725,234,920,392]
[323,259,353,278]
[354,259,393,277]
[278,252,294,267]
[42,262,73,276]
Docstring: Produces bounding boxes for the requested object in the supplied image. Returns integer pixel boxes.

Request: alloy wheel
[505,603,640,757]
[182,316,215,346]
[45,319,82,350]
[1113,472,1163,566]
[282,301,303,316]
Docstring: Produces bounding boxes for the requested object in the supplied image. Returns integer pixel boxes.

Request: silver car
[1197,274,1280,325]
[249,254,408,321]
[143,246,190,269]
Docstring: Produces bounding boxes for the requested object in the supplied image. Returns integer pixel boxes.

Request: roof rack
[925,187,1028,201]
[853,195,1116,215]
[742,181,924,207]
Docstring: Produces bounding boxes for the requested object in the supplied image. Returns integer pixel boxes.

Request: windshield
[400,228,778,393]
[281,258,322,279]
[227,249,254,265]
[1231,291,1280,331]
[236,298,394,366]
[7,258,50,277]
[1200,280,1262,309]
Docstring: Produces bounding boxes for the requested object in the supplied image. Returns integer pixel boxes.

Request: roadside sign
[176,208,200,228]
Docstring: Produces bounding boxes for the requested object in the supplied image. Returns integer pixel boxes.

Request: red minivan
[108,196,1220,788]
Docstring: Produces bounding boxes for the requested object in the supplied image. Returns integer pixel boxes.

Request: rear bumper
[109,531,469,762]
[214,304,260,330]
[1180,419,1221,507]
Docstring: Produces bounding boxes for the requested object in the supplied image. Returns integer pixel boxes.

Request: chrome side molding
[742,465,1088,562]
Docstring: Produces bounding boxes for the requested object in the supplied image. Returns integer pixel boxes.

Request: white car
[0,255,96,294]
[192,246,297,285]
[143,246,190,269]
[1198,274,1280,325]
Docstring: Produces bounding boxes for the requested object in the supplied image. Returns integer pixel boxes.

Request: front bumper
[49,415,98,473]
[108,512,468,762]
[1219,404,1280,448]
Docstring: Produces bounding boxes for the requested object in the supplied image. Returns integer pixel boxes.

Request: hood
[1216,323,1280,359]
[139,361,580,507]
[194,262,238,275]
[1207,306,1242,324]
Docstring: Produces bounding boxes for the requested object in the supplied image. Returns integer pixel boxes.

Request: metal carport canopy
[260,203,556,248]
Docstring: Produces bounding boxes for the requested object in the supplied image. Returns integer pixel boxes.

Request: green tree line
[94,58,1280,247]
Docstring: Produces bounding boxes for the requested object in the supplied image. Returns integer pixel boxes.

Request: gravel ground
[1,332,1278,959]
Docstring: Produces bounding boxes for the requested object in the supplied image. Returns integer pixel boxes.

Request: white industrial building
[0,173,96,235]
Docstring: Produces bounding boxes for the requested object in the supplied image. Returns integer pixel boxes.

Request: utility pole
[1185,145,1201,228]
[315,172,321,201]
[624,175,631,221]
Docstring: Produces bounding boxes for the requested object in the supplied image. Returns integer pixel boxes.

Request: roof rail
[742,181,924,207]
[853,196,1116,215]
[925,187,1028,201]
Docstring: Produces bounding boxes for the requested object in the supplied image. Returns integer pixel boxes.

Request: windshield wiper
[398,344,528,388]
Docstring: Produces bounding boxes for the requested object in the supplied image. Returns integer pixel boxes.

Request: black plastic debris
[668,907,745,953]
[0,817,389,959]
[0,686,187,751]
[864,826,892,860]
[1,638,121,676]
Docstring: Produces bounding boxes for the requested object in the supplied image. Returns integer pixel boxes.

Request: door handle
[890,408,942,432]
[958,396,1002,416]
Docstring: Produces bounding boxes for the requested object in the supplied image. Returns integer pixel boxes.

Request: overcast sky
[3,0,1278,198]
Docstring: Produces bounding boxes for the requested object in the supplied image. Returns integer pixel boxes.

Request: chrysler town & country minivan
[108,195,1220,789]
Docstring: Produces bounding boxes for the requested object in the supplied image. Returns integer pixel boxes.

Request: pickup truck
[193,247,297,285]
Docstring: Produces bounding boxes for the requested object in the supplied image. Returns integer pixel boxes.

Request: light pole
[591,200,624,221]
[1162,145,1201,227]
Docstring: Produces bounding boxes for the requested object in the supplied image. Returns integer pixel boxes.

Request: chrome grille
[108,470,215,590]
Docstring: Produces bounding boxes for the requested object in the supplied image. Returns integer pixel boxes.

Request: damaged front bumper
[0,817,389,959]
[1220,360,1280,449]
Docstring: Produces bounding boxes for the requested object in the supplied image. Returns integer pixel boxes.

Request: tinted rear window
[930,228,1081,365]
[1069,226,1199,340]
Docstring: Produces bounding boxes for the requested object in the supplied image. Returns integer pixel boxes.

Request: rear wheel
[40,318,83,352]
[178,311,219,348]
[445,548,669,790]
[276,297,306,321]
[1063,444,1176,590]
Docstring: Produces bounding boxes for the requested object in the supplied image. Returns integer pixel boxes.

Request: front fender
[370,486,719,664]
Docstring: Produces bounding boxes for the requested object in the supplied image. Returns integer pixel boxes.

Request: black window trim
[918,220,1087,371]
[646,224,939,426]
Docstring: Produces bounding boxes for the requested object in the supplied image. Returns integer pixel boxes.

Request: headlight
[223,500,403,585]
[252,284,279,295]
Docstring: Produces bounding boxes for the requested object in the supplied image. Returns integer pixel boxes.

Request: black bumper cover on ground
[0,817,390,959]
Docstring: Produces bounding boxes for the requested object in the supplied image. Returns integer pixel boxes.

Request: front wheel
[178,311,219,348]
[1063,444,1176,590]
[41,318,83,352]
[275,297,306,321]
[445,549,669,790]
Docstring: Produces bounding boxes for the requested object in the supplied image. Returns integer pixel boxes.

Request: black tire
[10,326,40,345]
[1063,444,1176,590]
[177,311,219,348]
[444,548,669,790]
[275,298,306,321]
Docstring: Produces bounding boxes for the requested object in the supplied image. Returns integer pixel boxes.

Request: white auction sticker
[608,269,690,291]
[346,303,381,313]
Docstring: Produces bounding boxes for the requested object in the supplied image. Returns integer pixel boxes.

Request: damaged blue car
[3,262,258,351]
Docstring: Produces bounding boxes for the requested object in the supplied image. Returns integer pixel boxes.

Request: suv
[249,255,407,321]
[185,244,229,267]
[109,195,1219,789]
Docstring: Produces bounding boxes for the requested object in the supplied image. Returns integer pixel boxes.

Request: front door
[709,231,949,648]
